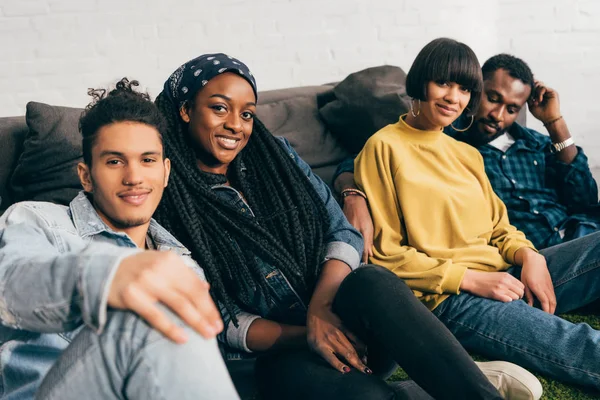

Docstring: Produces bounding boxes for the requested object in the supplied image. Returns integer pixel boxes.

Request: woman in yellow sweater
[355,37,600,390]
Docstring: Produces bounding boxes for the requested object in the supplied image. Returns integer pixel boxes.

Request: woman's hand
[460,269,525,302]
[307,303,369,374]
[342,195,374,263]
[306,259,370,374]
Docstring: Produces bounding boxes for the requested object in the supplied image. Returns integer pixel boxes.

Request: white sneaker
[476,361,543,400]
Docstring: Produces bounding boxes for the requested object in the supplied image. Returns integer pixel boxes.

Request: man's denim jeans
[433,230,600,389]
[36,306,240,400]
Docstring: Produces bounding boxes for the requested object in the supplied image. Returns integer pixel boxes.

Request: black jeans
[255,265,502,400]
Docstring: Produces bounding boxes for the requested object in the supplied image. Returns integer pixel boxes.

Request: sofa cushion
[10,102,83,205]
[257,85,350,185]
[317,65,410,154]
[0,116,28,211]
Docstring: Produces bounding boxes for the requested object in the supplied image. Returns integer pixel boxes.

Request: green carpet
[388,311,600,399]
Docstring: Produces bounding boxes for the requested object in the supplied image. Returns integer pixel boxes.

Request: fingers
[190,284,224,335]
[116,252,224,341]
[496,293,518,303]
[311,328,369,374]
[161,261,224,335]
[315,343,351,374]
[496,274,524,301]
[536,288,551,314]
[524,286,534,307]
[548,286,557,314]
[530,283,557,314]
[365,232,374,263]
[341,327,367,358]
[362,240,373,264]
[332,334,369,374]
[361,225,374,264]
[161,287,221,339]
[122,284,188,343]
[536,85,547,104]
[506,277,525,299]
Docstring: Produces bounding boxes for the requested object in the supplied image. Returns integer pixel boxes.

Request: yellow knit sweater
[355,115,535,310]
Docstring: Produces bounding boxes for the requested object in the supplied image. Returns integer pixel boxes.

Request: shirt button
[241,208,246,213]
[533,210,539,214]
[554,227,559,232]
[518,196,524,199]
[511,179,517,184]
[533,160,538,166]
[502,155,507,160]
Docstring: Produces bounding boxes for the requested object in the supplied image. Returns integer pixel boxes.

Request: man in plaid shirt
[334,54,600,251]
[447,54,599,250]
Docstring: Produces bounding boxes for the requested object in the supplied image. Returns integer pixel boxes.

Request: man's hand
[528,80,561,126]
[460,270,525,302]
[307,303,369,374]
[108,251,223,343]
[516,248,557,314]
[342,195,374,263]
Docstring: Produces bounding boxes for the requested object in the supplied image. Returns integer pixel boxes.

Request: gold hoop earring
[410,99,421,117]
[451,115,474,132]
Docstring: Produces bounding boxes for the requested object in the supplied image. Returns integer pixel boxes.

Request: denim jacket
[217,137,363,360]
[0,192,204,399]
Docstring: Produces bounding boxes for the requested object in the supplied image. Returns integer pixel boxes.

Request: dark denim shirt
[0,192,204,399]
[217,137,363,360]
[335,119,600,250]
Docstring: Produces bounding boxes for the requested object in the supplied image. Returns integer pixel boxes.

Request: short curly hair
[481,54,534,93]
[79,77,167,165]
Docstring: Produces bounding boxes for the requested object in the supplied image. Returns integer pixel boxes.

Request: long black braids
[154,91,330,325]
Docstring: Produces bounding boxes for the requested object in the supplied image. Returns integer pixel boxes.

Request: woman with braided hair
[153,53,535,400]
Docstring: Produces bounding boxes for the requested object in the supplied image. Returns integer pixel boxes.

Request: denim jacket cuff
[78,245,142,333]
[226,312,261,353]
[323,241,361,270]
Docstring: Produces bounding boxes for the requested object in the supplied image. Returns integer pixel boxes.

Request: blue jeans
[35,307,239,400]
[433,230,600,389]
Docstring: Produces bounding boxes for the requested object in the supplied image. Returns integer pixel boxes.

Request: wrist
[544,117,571,143]
[459,269,474,291]
[515,247,538,265]
[342,192,367,206]
[341,188,367,202]
[542,115,562,127]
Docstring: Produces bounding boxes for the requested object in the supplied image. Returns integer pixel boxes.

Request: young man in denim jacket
[0,80,240,399]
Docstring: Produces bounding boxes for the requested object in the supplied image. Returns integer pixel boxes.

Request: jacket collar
[69,191,190,255]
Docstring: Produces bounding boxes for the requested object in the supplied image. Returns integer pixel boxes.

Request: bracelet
[550,137,575,154]
[341,188,367,200]
[543,115,563,127]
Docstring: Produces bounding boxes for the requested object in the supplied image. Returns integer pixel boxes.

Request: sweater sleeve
[355,137,467,295]
[476,152,537,263]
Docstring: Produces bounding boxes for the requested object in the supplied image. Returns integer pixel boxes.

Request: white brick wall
[1,0,599,164]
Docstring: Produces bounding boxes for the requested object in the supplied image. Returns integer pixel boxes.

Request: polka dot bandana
[163,53,257,110]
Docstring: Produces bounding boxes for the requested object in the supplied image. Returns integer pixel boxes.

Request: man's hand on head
[108,251,223,343]
[527,80,576,162]
[527,81,561,127]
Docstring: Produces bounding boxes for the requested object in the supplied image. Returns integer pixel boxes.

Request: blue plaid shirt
[335,118,600,249]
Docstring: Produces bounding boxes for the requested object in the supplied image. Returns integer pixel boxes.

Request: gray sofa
[0,71,535,399]
[0,84,353,215]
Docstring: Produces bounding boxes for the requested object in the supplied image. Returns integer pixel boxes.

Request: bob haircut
[405,38,483,116]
